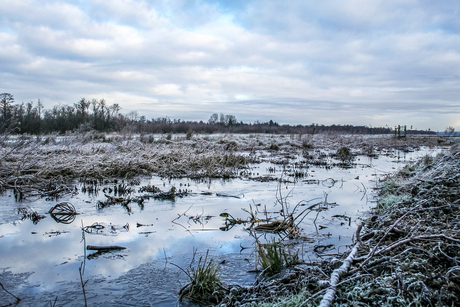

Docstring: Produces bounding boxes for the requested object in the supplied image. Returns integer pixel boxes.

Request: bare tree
[224,115,237,126]
[208,113,218,124]
[445,126,455,136]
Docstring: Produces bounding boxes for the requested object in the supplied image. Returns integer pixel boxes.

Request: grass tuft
[174,250,223,304]
[257,238,299,276]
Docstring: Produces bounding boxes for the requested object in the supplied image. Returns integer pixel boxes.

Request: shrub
[302,141,313,149]
[335,146,355,164]
[269,144,280,150]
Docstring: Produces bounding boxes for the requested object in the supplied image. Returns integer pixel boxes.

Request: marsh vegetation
[0,131,457,306]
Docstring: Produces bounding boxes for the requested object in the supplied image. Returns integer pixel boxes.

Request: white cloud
[0,0,459,130]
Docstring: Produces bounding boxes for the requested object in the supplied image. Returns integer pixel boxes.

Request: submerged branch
[0,281,21,303]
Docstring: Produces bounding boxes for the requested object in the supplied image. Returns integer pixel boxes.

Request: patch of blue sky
[142,0,218,29]
[0,26,13,35]
[424,22,460,35]
[63,0,92,9]
[209,0,250,12]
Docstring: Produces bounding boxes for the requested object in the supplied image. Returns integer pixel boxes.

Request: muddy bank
[221,147,460,307]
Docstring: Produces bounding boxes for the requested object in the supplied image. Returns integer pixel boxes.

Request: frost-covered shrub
[377,193,412,210]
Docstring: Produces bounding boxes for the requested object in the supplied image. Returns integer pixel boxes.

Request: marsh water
[0,147,440,306]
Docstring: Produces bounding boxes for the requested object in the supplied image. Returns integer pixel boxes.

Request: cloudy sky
[1,0,459,130]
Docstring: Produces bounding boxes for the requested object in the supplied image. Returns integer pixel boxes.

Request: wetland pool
[0,147,439,306]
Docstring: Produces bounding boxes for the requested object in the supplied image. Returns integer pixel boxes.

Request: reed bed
[0,132,261,197]
[0,131,454,200]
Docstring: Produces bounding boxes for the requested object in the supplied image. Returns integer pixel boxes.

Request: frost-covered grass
[0,131,454,196]
[0,132,258,184]
[376,179,413,210]
[244,292,315,307]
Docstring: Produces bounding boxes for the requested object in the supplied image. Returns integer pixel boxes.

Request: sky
[1,0,459,131]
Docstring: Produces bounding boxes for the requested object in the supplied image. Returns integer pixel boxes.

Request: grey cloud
[0,0,459,131]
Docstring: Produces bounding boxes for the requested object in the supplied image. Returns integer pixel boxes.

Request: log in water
[86,245,126,251]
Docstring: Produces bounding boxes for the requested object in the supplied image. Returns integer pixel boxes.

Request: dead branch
[86,245,126,251]
[300,223,363,307]
[375,234,460,257]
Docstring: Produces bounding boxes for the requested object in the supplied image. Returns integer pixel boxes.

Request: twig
[172,205,195,236]
[80,220,86,266]
[355,205,420,264]
[376,234,460,256]
[79,263,88,307]
[163,247,168,269]
[437,242,458,264]
[0,281,21,302]
[79,219,88,307]
[360,182,367,201]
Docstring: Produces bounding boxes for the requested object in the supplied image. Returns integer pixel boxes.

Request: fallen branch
[104,194,126,202]
[360,205,420,262]
[301,224,362,307]
[374,234,460,257]
[300,273,373,306]
[86,245,126,251]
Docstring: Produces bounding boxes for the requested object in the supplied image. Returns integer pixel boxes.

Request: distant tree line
[0,93,435,135]
[0,93,122,134]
